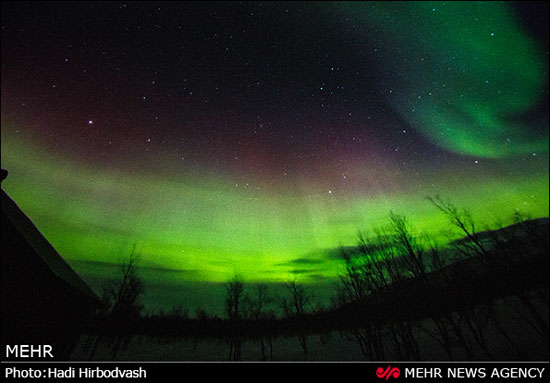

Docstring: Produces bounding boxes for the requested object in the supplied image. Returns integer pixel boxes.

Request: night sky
[1,2,548,312]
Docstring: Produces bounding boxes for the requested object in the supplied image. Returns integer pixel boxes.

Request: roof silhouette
[1,187,99,302]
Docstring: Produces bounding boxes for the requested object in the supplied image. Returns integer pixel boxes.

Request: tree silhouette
[225,274,245,321]
[101,247,145,321]
[89,246,145,359]
[225,274,245,360]
[282,277,311,317]
[244,284,272,321]
[281,277,312,355]
[244,284,274,360]
[428,196,549,341]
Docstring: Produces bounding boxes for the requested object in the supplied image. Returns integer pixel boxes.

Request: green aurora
[1,1,548,313]
[332,1,548,158]
[1,131,548,285]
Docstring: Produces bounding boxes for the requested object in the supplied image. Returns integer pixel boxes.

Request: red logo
[376,366,400,380]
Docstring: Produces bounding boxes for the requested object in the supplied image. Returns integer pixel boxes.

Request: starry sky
[1,2,548,312]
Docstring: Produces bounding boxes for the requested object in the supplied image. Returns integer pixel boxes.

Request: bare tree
[243,284,273,360]
[337,232,393,360]
[101,245,145,321]
[337,247,369,304]
[92,245,145,359]
[386,213,423,360]
[281,277,312,355]
[244,284,272,321]
[225,274,245,321]
[224,274,245,360]
[390,212,425,279]
[426,196,488,260]
[426,197,547,355]
[282,277,311,317]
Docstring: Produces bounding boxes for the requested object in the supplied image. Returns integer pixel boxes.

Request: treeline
[82,196,549,360]
[330,197,548,360]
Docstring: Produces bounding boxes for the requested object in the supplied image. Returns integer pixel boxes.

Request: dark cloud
[69,259,197,275]
[275,258,325,267]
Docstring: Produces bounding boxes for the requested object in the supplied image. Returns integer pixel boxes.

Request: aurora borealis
[1,2,548,313]
[336,1,549,158]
